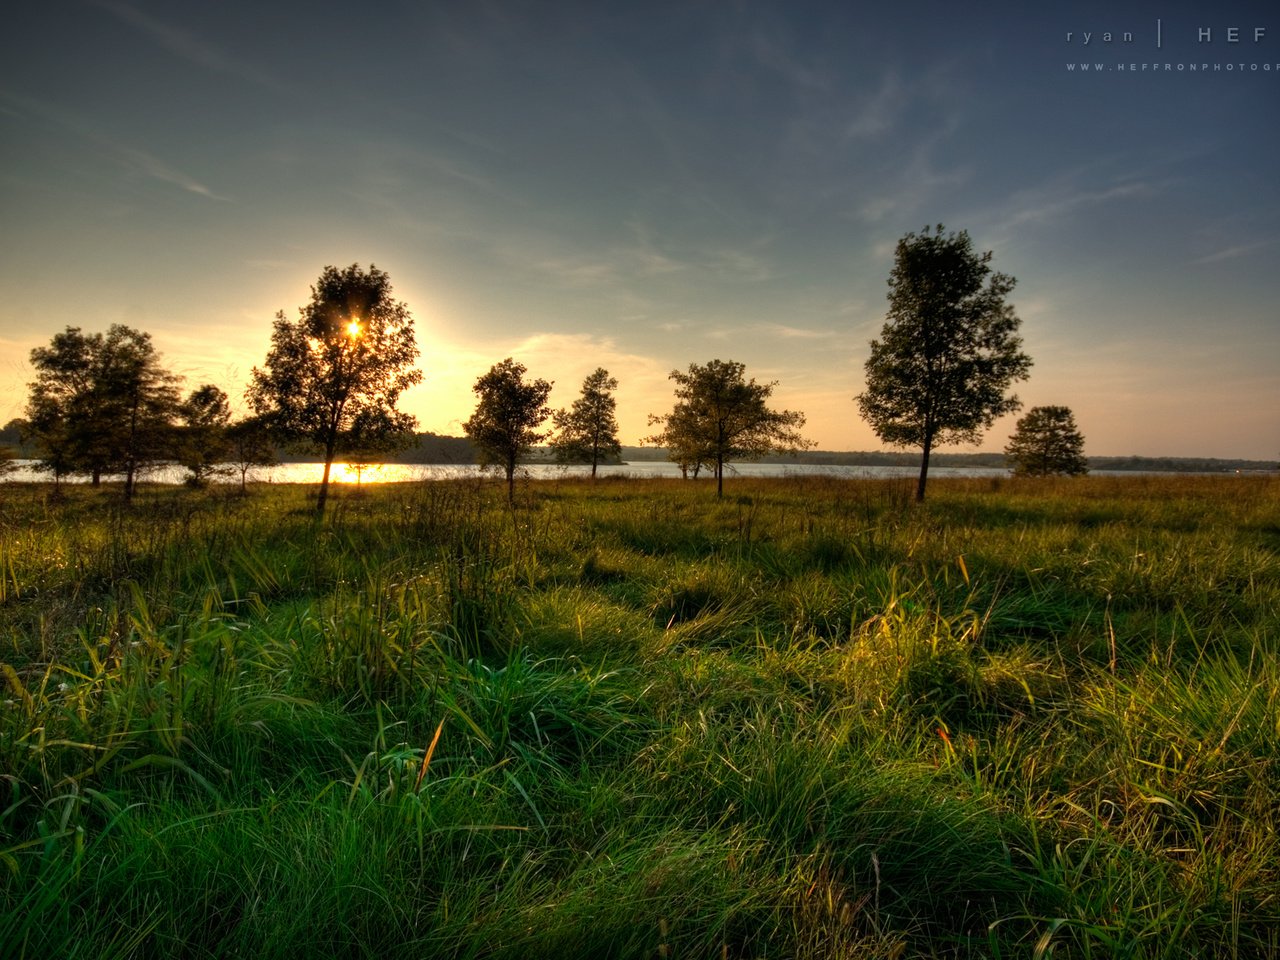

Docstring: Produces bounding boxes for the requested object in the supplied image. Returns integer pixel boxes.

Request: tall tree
[1004,405,1088,477]
[550,367,621,479]
[247,264,422,516]
[26,325,182,498]
[463,358,553,503]
[646,358,810,498]
[176,384,233,486]
[856,225,1032,502]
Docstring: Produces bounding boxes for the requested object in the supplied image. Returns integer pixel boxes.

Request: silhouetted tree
[0,419,24,450]
[177,384,232,486]
[247,264,421,516]
[551,367,621,478]
[647,359,810,497]
[1005,405,1088,476]
[26,327,105,488]
[96,326,183,501]
[26,325,182,499]
[463,358,553,503]
[225,415,279,493]
[856,225,1032,502]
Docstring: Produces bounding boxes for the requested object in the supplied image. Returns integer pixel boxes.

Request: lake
[4,459,1013,485]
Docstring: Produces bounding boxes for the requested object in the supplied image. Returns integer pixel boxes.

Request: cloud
[1,91,229,201]
[746,27,830,92]
[854,122,971,224]
[998,181,1155,232]
[110,141,231,201]
[90,0,289,93]
[1191,239,1274,265]
[756,323,837,341]
[843,71,905,141]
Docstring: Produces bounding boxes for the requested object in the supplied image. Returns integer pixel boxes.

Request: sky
[1,0,1277,459]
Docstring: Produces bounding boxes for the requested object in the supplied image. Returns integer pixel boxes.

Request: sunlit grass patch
[516,585,657,658]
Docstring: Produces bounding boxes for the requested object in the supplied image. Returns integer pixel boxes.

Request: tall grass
[1,473,1277,957]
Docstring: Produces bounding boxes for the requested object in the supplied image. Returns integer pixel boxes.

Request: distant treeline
[625,447,1277,474]
[2,422,1272,474]
[311,435,1280,474]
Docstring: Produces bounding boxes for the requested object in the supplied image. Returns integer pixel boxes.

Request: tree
[1004,406,1088,477]
[856,225,1032,502]
[645,402,711,480]
[550,367,622,479]
[463,358,553,503]
[225,415,279,493]
[26,325,182,499]
[26,326,105,488]
[646,358,811,498]
[94,325,183,501]
[177,384,232,486]
[0,419,24,451]
[247,264,422,516]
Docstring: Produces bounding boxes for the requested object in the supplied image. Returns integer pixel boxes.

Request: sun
[346,319,362,337]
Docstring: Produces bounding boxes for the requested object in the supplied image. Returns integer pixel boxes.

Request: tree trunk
[125,400,139,502]
[317,426,337,515]
[716,458,724,498]
[915,432,933,503]
[317,457,333,515]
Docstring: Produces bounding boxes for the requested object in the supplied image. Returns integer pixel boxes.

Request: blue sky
[2,1,1277,458]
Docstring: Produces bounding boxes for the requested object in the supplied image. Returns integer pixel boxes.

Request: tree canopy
[26,324,182,498]
[1005,405,1088,477]
[463,358,553,502]
[856,225,1032,501]
[647,358,810,497]
[177,384,233,486]
[25,326,99,487]
[551,368,621,478]
[247,263,421,515]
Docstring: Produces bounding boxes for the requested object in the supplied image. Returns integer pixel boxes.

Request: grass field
[1,473,1277,958]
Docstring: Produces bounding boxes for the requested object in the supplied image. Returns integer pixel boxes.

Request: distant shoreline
[5,434,1276,480]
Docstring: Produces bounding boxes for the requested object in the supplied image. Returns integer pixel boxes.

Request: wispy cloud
[111,140,230,201]
[843,71,905,141]
[746,27,829,91]
[756,323,837,340]
[1191,239,1274,265]
[854,118,971,224]
[90,0,289,93]
[0,92,229,201]
[516,243,683,290]
[531,257,621,288]
[997,181,1155,232]
[495,216,779,293]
